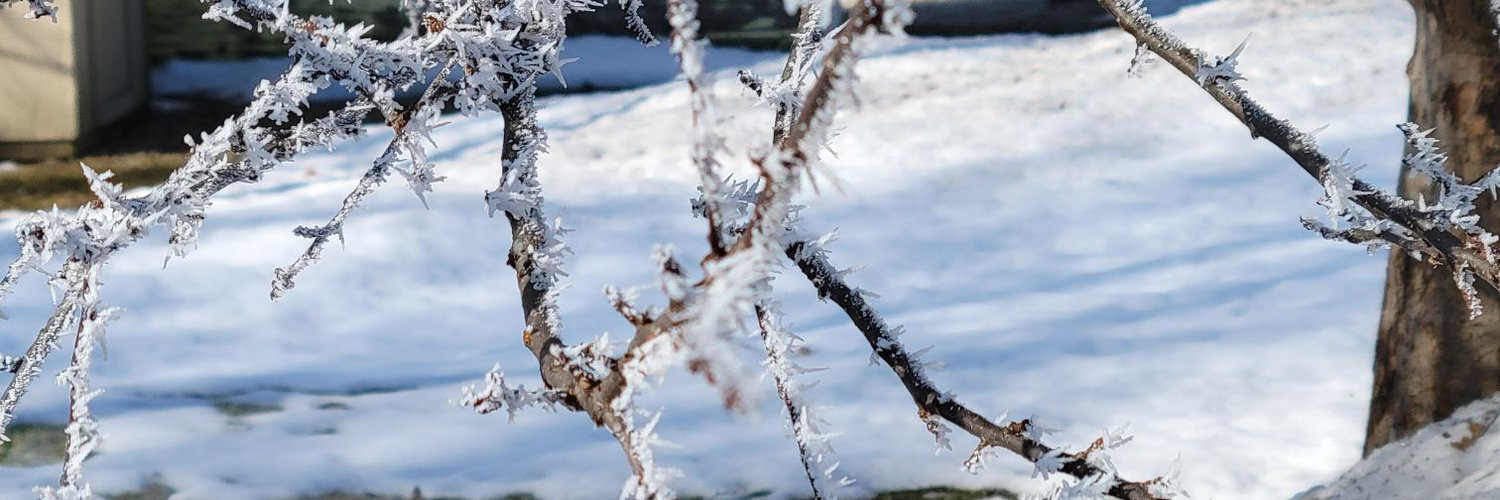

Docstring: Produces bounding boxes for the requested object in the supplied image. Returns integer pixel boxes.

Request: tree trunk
[1366,0,1500,455]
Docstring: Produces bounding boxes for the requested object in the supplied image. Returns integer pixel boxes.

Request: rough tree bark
[1366,0,1500,455]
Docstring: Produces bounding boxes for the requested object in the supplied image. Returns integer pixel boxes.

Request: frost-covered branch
[667,0,732,257]
[782,238,1174,500]
[618,0,658,46]
[0,265,85,442]
[1,1,601,494]
[739,1,828,144]
[271,64,458,298]
[0,0,442,445]
[458,365,566,421]
[483,89,687,497]
[723,4,854,497]
[755,304,851,498]
[1096,0,1500,317]
[37,266,115,499]
[469,10,686,492]
[466,2,912,497]
[668,0,913,411]
[743,13,1171,487]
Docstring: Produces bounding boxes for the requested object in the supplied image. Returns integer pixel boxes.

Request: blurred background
[0,0,1197,212]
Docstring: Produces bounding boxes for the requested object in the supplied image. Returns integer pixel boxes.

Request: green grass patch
[105,475,177,500]
[92,480,1019,500]
[283,488,531,500]
[0,153,183,211]
[210,400,284,418]
[0,421,68,467]
[872,486,1019,500]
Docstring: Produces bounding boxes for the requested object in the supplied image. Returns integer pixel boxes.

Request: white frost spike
[395,161,446,209]
[922,413,953,455]
[2,0,610,493]
[1102,423,1133,449]
[79,165,125,208]
[1116,0,1147,16]
[617,409,682,500]
[1315,156,1371,229]
[617,0,657,46]
[1195,34,1249,85]
[458,365,564,422]
[1047,473,1114,499]
[1023,417,1059,441]
[758,302,851,497]
[1032,448,1067,480]
[1455,263,1485,320]
[963,444,997,474]
[1084,423,1136,476]
[1127,43,1153,78]
[1148,457,1189,498]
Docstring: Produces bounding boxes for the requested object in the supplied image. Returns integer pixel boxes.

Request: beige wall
[0,0,146,145]
[0,1,82,142]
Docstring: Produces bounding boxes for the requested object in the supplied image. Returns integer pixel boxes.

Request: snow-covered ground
[1296,394,1500,499]
[2,0,1420,498]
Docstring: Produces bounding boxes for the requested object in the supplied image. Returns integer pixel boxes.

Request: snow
[1,0,1421,498]
[1295,394,1500,499]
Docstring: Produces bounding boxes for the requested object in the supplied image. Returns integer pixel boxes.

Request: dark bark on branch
[1094,0,1500,457]
[1094,0,1500,298]
[753,304,828,498]
[739,4,1168,498]
[784,242,1165,500]
[495,2,906,494]
[498,90,683,495]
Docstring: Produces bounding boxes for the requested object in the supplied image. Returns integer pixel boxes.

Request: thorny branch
[785,241,1170,500]
[1,0,572,494]
[1096,0,1500,317]
[0,0,1217,498]
[271,62,460,298]
[727,3,1177,498]
[471,0,921,497]
[0,266,85,441]
[698,1,851,496]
